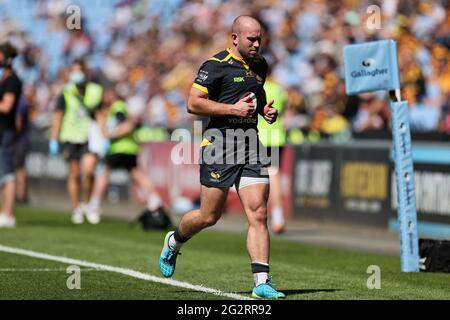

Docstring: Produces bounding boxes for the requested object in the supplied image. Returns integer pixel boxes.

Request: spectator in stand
[0,0,449,169]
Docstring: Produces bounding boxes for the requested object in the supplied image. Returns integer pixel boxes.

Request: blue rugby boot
[159,231,180,278]
[252,276,286,299]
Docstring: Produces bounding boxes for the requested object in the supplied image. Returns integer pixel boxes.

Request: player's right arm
[188,60,254,118]
[188,87,254,118]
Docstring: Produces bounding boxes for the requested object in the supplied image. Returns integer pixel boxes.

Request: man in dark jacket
[0,42,22,228]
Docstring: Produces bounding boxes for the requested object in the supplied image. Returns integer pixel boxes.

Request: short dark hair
[72,58,87,69]
[0,42,18,65]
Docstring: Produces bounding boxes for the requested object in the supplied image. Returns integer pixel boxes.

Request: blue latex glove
[49,140,59,156]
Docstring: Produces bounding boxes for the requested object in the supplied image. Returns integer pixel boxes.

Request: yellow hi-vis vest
[107,100,139,155]
[59,82,103,143]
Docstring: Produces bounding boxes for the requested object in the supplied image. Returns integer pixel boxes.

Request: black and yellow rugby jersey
[193,48,268,131]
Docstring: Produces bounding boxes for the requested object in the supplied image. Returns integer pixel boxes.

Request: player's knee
[248,206,268,225]
[202,214,220,227]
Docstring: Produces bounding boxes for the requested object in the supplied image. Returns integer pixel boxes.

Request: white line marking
[0,268,97,272]
[0,244,253,300]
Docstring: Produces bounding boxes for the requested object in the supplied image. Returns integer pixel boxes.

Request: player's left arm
[260,89,277,124]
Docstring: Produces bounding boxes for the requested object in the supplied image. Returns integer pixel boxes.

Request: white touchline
[0,244,253,300]
[0,268,97,272]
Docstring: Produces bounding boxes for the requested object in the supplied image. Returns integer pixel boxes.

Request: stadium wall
[26,136,450,237]
[291,141,450,238]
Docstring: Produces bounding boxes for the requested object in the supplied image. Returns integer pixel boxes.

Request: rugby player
[159,15,285,299]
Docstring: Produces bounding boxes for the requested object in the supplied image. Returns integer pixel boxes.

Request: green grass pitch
[0,206,448,300]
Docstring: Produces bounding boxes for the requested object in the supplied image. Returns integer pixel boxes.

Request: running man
[159,15,285,299]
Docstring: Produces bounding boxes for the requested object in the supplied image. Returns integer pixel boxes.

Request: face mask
[69,70,86,85]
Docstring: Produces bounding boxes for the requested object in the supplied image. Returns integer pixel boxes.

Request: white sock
[271,206,285,225]
[0,212,13,219]
[146,193,162,211]
[168,234,182,252]
[253,272,269,287]
[89,196,101,209]
[252,261,270,286]
[73,206,83,215]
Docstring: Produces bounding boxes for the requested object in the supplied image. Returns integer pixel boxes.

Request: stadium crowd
[0,0,449,142]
